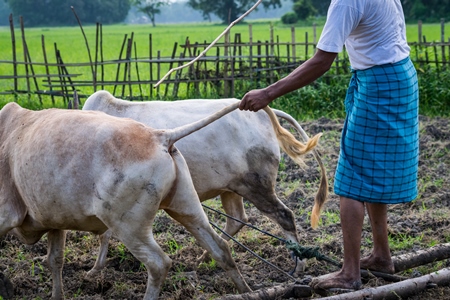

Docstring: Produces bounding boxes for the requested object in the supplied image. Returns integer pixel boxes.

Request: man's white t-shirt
[317,0,410,70]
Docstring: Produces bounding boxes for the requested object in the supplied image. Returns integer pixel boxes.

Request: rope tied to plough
[202,204,341,278]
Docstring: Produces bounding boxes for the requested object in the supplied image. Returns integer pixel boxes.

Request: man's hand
[239,88,273,112]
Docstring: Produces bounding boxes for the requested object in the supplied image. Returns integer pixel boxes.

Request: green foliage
[292,0,317,21]
[268,74,350,121]
[281,12,298,24]
[401,0,450,23]
[6,0,131,27]
[186,0,282,24]
[415,67,450,117]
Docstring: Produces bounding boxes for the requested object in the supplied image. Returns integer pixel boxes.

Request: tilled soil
[1,116,449,299]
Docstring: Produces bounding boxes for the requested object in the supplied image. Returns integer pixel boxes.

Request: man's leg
[311,196,364,290]
[360,203,395,274]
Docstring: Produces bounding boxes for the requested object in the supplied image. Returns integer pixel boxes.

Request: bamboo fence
[0,16,448,105]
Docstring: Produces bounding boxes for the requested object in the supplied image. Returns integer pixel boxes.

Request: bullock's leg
[164,154,251,294]
[165,206,252,294]
[47,229,67,300]
[99,203,171,300]
[241,191,299,244]
[86,230,113,277]
[198,192,248,263]
[220,192,249,239]
[109,228,171,300]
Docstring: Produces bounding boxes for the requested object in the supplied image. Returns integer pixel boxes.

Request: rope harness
[202,204,341,281]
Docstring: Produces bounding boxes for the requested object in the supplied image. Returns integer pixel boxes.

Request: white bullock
[0,102,256,299]
[83,90,328,274]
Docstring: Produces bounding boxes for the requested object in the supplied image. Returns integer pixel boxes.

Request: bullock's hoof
[0,272,14,299]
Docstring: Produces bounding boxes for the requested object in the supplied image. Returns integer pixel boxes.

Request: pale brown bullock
[0,102,256,299]
[0,100,322,299]
[83,91,328,274]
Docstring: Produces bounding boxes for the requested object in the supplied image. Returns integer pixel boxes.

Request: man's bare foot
[360,254,395,274]
[310,271,362,291]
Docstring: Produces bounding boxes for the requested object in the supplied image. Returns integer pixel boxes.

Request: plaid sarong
[334,57,419,203]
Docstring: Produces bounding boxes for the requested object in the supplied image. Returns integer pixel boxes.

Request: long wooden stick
[318,268,450,300]
[154,0,263,88]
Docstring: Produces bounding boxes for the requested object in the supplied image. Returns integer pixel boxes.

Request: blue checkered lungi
[334,57,419,204]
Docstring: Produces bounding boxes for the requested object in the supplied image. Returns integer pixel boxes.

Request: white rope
[154,0,263,88]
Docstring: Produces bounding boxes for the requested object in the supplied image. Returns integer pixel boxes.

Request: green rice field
[0,19,447,110]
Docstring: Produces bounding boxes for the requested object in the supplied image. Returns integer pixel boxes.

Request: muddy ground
[0,115,449,299]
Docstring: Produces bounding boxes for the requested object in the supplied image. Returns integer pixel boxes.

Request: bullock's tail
[271,108,328,229]
[163,102,241,146]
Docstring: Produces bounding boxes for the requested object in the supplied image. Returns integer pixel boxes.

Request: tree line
[1,0,449,27]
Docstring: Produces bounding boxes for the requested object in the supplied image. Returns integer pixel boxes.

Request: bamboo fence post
[156,50,161,96]
[249,24,253,81]
[60,54,76,101]
[41,35,55,105]
[24,42,42,103]
[441,18,446,69]
[172,52,184,98]
[424,36,429,66]
[230,34,237,97]
[55,47,69,103]
[164,42,178,97]
[215,47,220,93]
[270,23,274,57]
[291,26,296,63]
[71,6,95,89]
[113,34,128,95]
[224,31,230,97]
[54,43,62,99]
[257,41,262,86]
[202,41,208,95]
[433,44,439,70]
[286,43,290,73]
[94,23,100,92]
[313,23,317,44]
[269,25,274,84]
[128,33,134,98]
[305,31,309,60]
[313,24,317,54]
[193,42,200,96]
[121,35,133,98]
[276,35,280,64]
[134,41,143,98]
[8,14,17,100]
[183,38,192,96]
[237,33,243,91]
[418,20,422,44]
[149,34,153,99]
[265,41,273,84]
[19,16,30,98]
[100,23,104,91]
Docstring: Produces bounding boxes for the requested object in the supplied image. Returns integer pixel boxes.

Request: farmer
[239,0,419,291]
